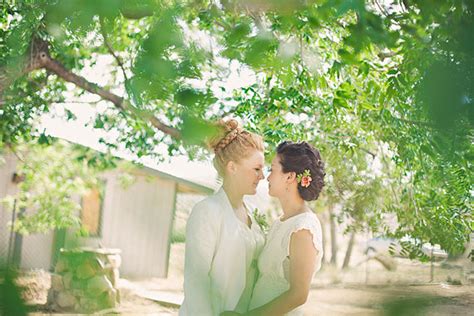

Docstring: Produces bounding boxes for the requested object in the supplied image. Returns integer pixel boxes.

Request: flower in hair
[296,169,312,188]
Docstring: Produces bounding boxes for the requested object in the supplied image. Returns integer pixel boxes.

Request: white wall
[20,232,54,270]
[102,171,176,278]
[1,154,178,277]
[70,170,177,278]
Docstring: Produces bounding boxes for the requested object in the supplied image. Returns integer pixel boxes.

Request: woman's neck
[279,194,306,220]
[223,182,244,210]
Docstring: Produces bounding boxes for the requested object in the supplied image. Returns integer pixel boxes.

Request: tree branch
[377,51,397,60]
[42,57,181,138]
[99,18,129,83]
[41,54,126,109]
[360,147,376,158]
[1,37,181,140]
[0,37,47,98]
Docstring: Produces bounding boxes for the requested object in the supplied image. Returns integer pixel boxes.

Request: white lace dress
[249,211,323,316]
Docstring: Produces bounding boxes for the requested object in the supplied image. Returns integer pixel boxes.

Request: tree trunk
[318,212,329,264]
[342,231,356,269]
[329,207,338,266]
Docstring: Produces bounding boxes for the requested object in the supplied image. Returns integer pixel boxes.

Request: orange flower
[297,169,312,188]
[301,176,312,188]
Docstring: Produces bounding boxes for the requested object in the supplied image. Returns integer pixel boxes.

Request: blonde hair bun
[223,119,239,132]
[206,118,264,177]
[208,119,241,152]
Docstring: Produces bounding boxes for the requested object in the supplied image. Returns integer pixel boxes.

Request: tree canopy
[0,0,472,257]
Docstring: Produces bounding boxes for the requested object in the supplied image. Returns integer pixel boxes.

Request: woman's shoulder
[287,212,322,234]
[186,195,223,233]
[288,212,323,253]
[191,194,221,216]
[301,211,320,223]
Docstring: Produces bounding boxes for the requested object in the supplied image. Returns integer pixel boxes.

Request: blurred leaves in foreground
[0,266,28,316]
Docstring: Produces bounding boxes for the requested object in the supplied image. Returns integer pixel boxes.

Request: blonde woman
[179,119,266,316]
[222,141,325,316]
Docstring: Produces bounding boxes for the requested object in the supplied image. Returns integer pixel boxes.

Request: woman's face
[267,155,291,198]
[230,149,265,195]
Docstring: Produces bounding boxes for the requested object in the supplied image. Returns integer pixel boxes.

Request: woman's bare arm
[246,229,318,316]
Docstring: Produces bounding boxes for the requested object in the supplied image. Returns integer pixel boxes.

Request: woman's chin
[245,187,258,195]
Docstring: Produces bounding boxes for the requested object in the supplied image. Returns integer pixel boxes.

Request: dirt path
[25,243,473,315]
[303,284,473,315]
[105,283,473,315]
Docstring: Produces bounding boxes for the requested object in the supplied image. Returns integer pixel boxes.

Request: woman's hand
[220,311,242,316]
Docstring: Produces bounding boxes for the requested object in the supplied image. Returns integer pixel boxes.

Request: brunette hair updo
[276,141,325,201]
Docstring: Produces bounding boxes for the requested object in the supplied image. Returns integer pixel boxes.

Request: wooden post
[11,208,25,268]
[6,199,17,267]
[8,172,25,269]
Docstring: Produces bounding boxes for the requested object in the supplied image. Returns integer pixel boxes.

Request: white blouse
[234,208,264,313]
[249,211,323,316]
[179,188,265,316]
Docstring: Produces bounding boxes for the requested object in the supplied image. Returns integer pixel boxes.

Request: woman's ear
[286,171,297,183]
[226,161,237,175]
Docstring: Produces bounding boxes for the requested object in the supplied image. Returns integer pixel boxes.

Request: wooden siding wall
[98,171,177,278]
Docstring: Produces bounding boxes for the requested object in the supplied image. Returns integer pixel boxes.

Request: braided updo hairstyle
[207,119,264,177]
[277,141,325,201]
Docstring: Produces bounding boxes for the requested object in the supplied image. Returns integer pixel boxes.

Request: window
[81,182,105,237]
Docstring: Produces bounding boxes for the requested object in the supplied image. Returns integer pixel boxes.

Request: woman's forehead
[244,150,264,165]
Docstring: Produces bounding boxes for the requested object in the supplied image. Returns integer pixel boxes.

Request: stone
[87,275,113,296]
[55,257,68,273]
[70,288,85,298]
[71,277,88,290]
[56,291,77,308]
[51,247,121,313]
[116,288,121,304]
[51,303,61,312]
[106,268,120,287]
[76,260,95,279]
[62,272,73,289]
[102,288,118,309]
[62,251,88,270]
[74,302,81,312]
[93,257,106,270]
[50,274,64,291]
[107,254,122,269]
[112,268,120,287]
[47,288,56,303]
[79,296,99,313]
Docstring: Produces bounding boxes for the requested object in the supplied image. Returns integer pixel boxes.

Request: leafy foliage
[1,140,116,234]
[0,0,472,257]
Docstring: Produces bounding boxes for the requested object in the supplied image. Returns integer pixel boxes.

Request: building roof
[133,163,215,195]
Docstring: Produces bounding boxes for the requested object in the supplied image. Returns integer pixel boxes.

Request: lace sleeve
[286,214,323,256]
